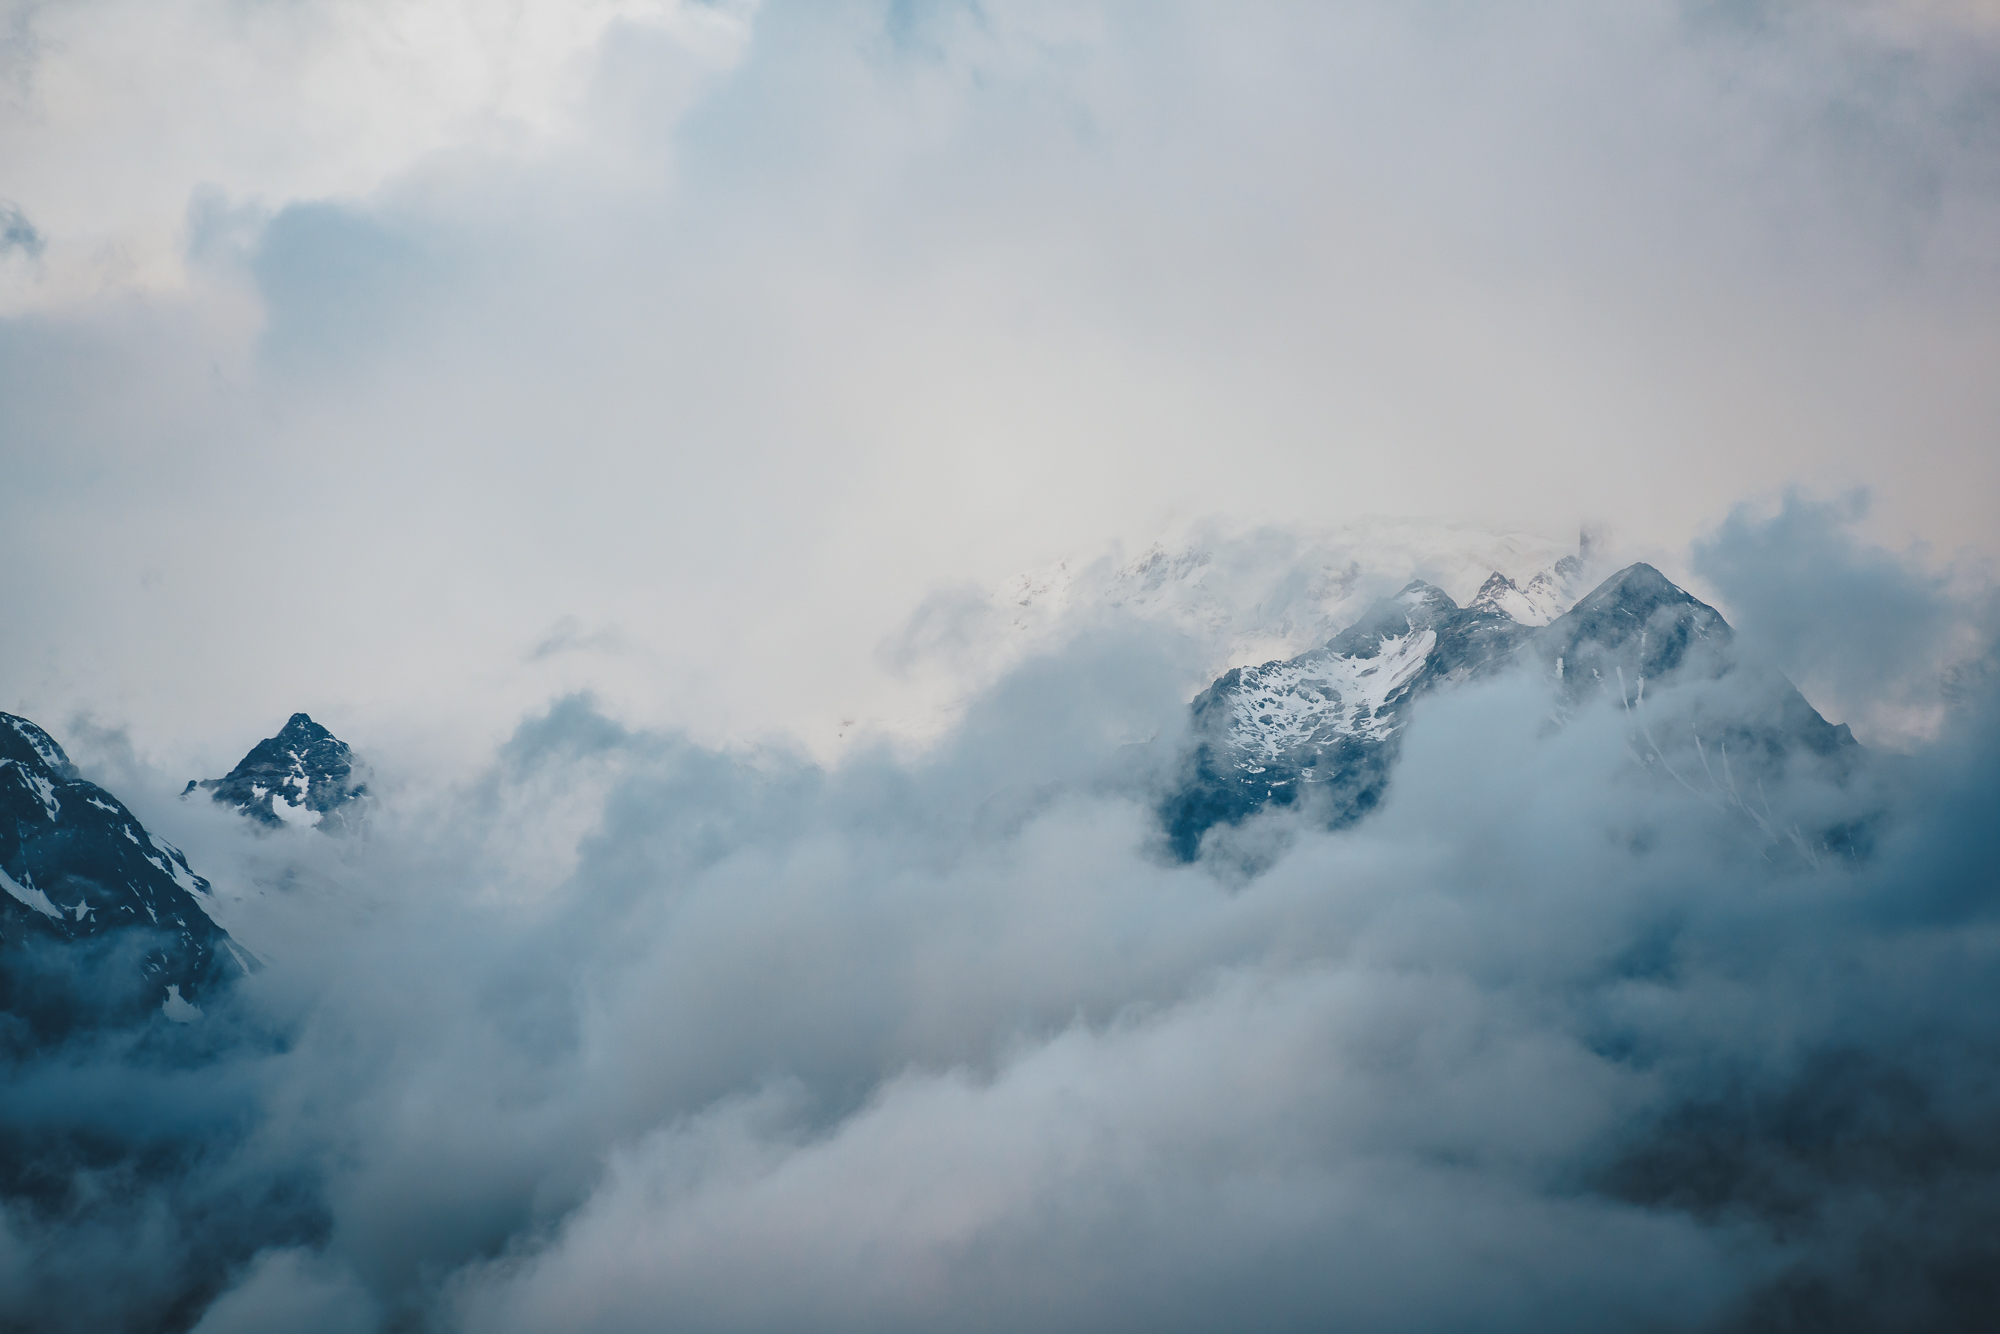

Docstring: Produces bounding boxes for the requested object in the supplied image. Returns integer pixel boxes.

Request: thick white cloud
[4,2,1999,773]
[4,12,2000,1319]
[8,508,1994,1332]
[0,0,752,306]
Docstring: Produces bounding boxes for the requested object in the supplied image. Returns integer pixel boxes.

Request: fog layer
[3,507,1997,1332]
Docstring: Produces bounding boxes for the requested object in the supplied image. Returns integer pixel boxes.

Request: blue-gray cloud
[1691,489,1990,744]
[4,506,1998,1332]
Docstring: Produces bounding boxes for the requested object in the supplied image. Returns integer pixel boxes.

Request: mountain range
[3,549,1861,1037]
[1162,560,1857,859]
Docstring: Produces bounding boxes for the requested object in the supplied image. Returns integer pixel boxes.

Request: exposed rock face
[1,712,244,1042]
[1164,562,1857,860]
[1163,581,1532,858]
[1535,564,1858,839]
[185,712,366,831]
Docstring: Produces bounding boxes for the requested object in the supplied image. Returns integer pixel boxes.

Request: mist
[6,0,2000,765]
[0,503,1994,1332]
[6,3,2000,1330]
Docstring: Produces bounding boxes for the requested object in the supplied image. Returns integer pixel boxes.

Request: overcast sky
[8,8,2000,1332]
[4,0,1999,767]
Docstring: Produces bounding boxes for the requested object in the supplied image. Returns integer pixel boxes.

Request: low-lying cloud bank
[5,507,2000,1333]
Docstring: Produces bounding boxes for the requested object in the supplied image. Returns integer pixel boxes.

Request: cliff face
[2,712,245,1043]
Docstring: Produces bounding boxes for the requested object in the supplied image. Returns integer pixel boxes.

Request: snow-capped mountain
[185,712,366,831]
[2,712,245,1039]
[1164,561,1856,859]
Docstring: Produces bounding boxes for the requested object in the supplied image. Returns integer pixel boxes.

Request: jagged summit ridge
[1467,551,1587,626]
[1165,561,1855,859]
[186,712,366,831]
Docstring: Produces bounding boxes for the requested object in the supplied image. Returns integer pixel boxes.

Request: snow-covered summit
[1467,552,1588,626]
[1164,561,1856,859]
[1465,531,1600,627]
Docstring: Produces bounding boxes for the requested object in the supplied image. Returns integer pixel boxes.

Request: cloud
[0,0,754,306]
[1690,488,1995,746]
[0,202,42,259]
[187,1250,377,1334]
[5,506,1999,1332]
[5,4,2000,1326]
[6,1,2000,772]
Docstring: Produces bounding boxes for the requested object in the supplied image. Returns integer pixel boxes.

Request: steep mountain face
[1535,564,1858,837]
[1163,581,1534,857]
[1,712,244,1041]
[185,712,366,831]
[1165,562,1857,859]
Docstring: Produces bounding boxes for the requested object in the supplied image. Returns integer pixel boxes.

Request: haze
[4,0,1997,771]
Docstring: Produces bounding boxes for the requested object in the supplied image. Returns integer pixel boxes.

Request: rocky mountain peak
[1537,563,1732,694]
[1565,561,1694,617]
[185,712,367,832]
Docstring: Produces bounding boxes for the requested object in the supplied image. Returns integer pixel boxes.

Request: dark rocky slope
[2,712,244,1044]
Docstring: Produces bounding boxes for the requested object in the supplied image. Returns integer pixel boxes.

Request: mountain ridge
[1164,560,1857,859]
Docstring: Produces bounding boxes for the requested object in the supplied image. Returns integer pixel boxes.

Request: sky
[3,0,1999,771]
[5,5,2000,1331]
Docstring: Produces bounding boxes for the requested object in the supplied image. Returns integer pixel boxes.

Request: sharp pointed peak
[1393,579,1455,606]
[1555,562,1724,632]
[1590,562,1686,599]
[267,713,346,747]
[1467,571,1523,617]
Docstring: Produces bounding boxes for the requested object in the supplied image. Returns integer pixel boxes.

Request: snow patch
[284,748,312,800]
[3,716,68,770]
[1227,628,1438,761]
[5,765,62,820]
[1468,558,1586,627]
[270,790,323,829]
[161,985,202,1022]
[146,837,207,895]
[1,865,62,918]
